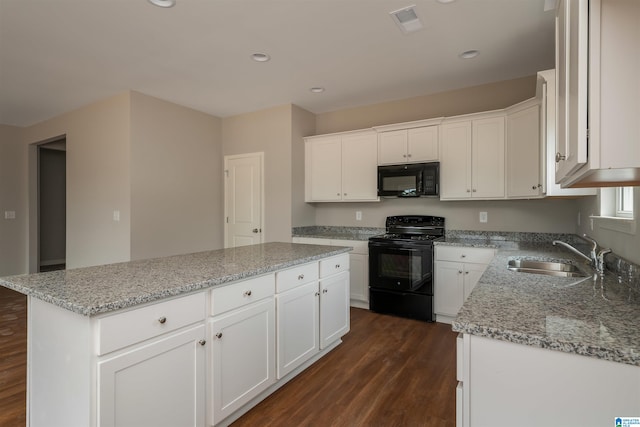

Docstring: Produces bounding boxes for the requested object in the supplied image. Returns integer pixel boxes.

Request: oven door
[368,241,432,292]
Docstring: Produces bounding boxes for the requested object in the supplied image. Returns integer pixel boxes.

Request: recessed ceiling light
[390,5,424,34]
[436,0,457,4]
[459,50,480,59]
[310,87,325,94]
[251,53,271,62]
[148,0,176,8]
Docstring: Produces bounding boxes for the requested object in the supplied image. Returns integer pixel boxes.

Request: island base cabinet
[209,298,276,426]
[463,335,640,426]
[98,324,206,427]
[319,271,350,349]
[276,281,320,379]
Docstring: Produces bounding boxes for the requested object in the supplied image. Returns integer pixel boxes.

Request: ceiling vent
[390,5,423,34]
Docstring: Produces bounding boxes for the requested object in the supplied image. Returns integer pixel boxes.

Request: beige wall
[22,93,132,269]
[222,105,293,243]
[0,124,28,275]
[316,75,537,134]
[291,105,316,228]
[130,92,223,260]
[576,188,640,265]
[311,75,585,235]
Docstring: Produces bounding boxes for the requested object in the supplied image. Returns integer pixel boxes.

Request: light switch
[4,211,16,220]
[113,210,120,222]
[356,211,362,221]
[479,212,488,223]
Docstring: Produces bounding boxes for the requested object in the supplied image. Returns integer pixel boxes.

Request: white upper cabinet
[440,113,505,200]
[377,125,439,165]
[555,0,640,187]
[537,69,596,197]
[305,130,379,202]
[506,99,542,198]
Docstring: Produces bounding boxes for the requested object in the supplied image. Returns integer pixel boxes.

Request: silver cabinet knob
[335,264,340,269]
[215,332,222,339]
[199,339,206,346]
[555,152,566,163]
[407,154,412,158]
[315,291,320,296]
[403,154,407,158]
[252,228,259,233]
[465,271,470,275]
[298,274,304,280]
[466,189,471,193]
[337,193,340,196]
[461,254,466,258]
[243,290,252,297]
[158,316,167,324]
[458,270,463,274]
[472,189,477,192]
[322,289,328,294]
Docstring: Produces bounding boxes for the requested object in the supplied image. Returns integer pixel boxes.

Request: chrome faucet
[552,240,593,265]
[582,234,598,265]
[597,248,612,275]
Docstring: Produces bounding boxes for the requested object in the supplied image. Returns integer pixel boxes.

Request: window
[616,187,634,218]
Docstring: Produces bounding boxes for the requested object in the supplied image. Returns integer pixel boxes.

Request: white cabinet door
[555,0,589,182]
[507,104,541,198]
[408,126,438,162]
[440,121,472,199]
[378,130,408,164]
[434,261,464,317]
[472,116,505,199]
[276,281,320,379]
[305,136,342,201]
[98,325,206,427]
[319,271,350,349]
[210,298,276,425]
[342,131,378,201]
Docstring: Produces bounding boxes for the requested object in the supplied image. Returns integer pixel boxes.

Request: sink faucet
[582,234,598,264]
[552,240,594,266]
[597,248,612,276]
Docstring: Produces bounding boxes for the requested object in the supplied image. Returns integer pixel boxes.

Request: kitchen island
[0,242,352,427]
[443,237,640,426]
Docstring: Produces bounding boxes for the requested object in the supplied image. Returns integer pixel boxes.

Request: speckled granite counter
[292,226,384,241]
[0,242,351,317]
[440,238,640,367]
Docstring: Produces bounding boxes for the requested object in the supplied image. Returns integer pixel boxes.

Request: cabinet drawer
[319,254,350,278]
[436,246,495,264]
[276,262,319,293]
[211,274,275,316]
[96,292,206,355]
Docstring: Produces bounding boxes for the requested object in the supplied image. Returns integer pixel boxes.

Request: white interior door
[224,153,263,248]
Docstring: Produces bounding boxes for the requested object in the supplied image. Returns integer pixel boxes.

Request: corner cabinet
[305,130,379,202]
[555,0,640,187]
[440,113,505,200]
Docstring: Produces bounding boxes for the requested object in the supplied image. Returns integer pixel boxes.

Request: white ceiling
[0,0,555,127]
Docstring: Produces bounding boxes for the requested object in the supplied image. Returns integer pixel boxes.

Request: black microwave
[377,162,439,197]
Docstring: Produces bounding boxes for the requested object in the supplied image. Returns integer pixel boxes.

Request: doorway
[36,138,66,272]
[224,152,264,248]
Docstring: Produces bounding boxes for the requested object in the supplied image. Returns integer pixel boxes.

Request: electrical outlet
[4,211,16,220]
[356,211,362,221]
[113,210,120,222]
[479,211,488,223]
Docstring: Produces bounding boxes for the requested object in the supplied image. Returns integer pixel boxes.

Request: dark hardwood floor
[0,286,27,427]
[0,291,456,427]
[232,308,457,427]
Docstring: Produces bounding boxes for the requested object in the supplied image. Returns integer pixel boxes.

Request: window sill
[589,215,636,235]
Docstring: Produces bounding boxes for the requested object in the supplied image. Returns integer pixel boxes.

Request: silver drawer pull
[243,290,252,297]
[199,340,206,346]
[158,316,167,324]
[215,332,222,339]
[298,274,304,280]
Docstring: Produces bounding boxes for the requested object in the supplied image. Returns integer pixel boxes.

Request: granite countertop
[292,226,384,241]
[444,239,640,367]
[0,242,352,317]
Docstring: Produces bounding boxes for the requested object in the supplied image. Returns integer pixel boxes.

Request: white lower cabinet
[292,237,369,309]
[276,281,320,379]
[208,274,276,425]
[434,246,495,323]
[98,324,206,427]
[319,270,350,349]
[457,333,640,427]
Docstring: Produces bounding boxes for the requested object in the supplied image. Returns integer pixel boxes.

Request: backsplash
[444,230,585,245]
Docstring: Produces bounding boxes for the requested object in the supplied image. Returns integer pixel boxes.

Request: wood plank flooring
[232,308,457,427]
[0,291,456,427]
[0,286,27,427]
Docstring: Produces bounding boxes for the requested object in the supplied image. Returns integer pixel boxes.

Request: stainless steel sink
[507,259,587,277]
